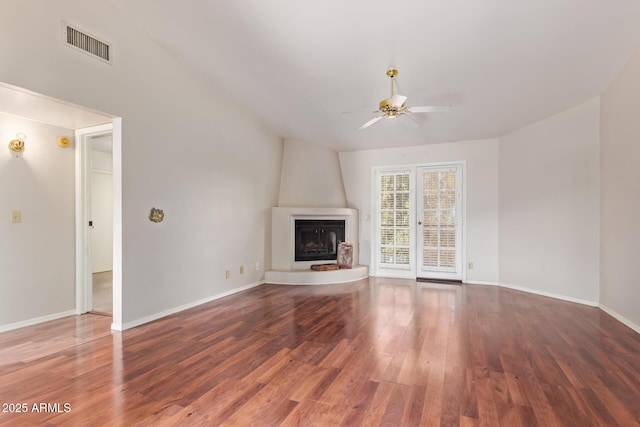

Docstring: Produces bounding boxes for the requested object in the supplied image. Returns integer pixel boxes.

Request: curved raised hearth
[265,265,368,285]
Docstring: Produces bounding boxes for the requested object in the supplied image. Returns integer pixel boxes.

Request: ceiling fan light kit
[357,67,452,130]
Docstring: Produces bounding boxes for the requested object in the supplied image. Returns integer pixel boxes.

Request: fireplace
[271,207,363,274]
[294,219,345,262]
[268,207,368,284]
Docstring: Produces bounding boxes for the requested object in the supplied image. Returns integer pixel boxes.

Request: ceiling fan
[358,68,452,130]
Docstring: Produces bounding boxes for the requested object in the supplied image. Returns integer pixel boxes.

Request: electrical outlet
[240,265,244,274]
[11,210,21,223]
[468,262,474,270]
[225,270,230,279]
[255,262,260,271]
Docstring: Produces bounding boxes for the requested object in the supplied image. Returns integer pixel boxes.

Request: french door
[416,165,463,280]
[375,164,463,280]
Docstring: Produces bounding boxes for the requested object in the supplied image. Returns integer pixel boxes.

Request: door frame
[75,120,123,329]
[371,161,467,281]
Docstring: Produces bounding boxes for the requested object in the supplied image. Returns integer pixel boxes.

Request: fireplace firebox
[294,219,345,262]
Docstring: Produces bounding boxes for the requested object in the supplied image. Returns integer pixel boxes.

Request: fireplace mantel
[267,207,368,285]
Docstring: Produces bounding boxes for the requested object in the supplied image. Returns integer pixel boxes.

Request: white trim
[75,121,123,331]
[114,281,265,331]
[0,310,76,333]
[495,282,598,307]
[75,123,112,315]
[375,272,418,280]
[599,304,640,335]
[463,280,501,286]
[111,118,123,330]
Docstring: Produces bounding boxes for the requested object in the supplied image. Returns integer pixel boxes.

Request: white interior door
[416,165,463,280]
[90,149,113,273]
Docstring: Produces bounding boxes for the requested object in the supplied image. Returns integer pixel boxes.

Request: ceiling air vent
[63,23,111,64]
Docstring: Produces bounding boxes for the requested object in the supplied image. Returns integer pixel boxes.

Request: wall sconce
[9,132,26,152]
[57,135,71,148]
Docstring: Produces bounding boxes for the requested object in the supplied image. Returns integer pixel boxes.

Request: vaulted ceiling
[108,0,640,151]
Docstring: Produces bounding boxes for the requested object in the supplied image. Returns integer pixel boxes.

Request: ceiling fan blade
[390,95,407,107]
[397,113,420,130]
[408,105,452,113]
[358,116,385,130]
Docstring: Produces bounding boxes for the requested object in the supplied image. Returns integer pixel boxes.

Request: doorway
[374,163,465,281]
[89,133,113,314]
[75,122,122,327]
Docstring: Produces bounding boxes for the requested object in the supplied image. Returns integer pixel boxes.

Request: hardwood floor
[1,278,639,426]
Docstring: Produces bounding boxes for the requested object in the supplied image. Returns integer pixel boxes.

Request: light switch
[11,210,21,223]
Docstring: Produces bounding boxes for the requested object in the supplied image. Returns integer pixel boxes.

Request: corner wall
[499,98,600,305]
[0,114,76,329]
[278,139,347,208]
[600,46,640,331]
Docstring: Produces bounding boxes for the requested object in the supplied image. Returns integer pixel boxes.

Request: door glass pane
[381,211,394,226]
[440,250,456,268]
[395,229,409,246]
[381,175,394,192]
[381,194,394,209]
[396,193,410,209]
[378,172,411,267]
[424,192,438,209]
[396,174,410,191]
[395,248,410,264]
[395,211,410,227]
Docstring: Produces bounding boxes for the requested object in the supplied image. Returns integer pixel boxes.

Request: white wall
[600,47,640,331]
[91,150,113,273]
[0,114,76,328]
[278,139,347,207]
[499,97,600,304]
[0,0,283,329]
[339,139,500,283]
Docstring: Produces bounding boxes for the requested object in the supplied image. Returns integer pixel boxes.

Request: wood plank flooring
[1,278,639,426]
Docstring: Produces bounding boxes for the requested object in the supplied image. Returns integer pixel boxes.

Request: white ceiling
[106,0,640,151]
[7,2,639,153]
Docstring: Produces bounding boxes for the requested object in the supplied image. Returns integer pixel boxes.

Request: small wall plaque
[149,207,164,223]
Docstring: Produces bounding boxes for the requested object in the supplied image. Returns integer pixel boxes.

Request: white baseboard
[0,309,77,333]
[114,281,265,331]
[493,282,598,307]
[599,304,640,334]
[464,280,501,286]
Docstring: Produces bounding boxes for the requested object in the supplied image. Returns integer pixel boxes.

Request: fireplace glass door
[295,220,345,262]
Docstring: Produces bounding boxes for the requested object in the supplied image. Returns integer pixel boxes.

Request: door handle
[418,221,422,225]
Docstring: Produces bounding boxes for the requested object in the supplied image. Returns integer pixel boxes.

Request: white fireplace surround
[267,207,368,284]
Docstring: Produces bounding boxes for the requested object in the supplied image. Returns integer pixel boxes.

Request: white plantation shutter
[378,171,411,267]
[420,168,459,273]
